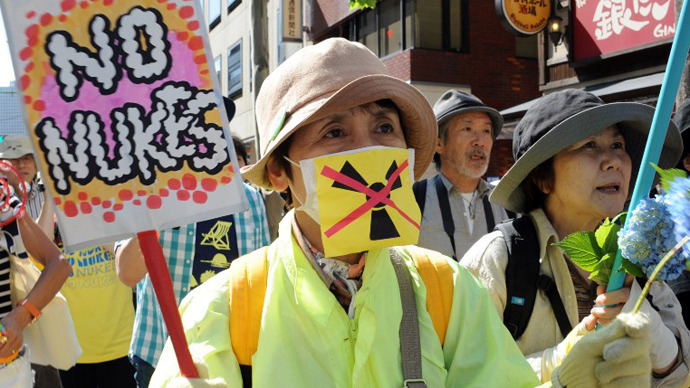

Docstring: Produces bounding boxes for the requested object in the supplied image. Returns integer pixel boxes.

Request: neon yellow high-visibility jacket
[150,211,542,387]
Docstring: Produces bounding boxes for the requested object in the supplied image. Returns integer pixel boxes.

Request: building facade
[0,83,26,138]
[501,0,678,137]
[205,0,542,176]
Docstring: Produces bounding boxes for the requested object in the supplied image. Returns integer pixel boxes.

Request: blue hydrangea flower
[618,195,686,281]
[666,176,690,261]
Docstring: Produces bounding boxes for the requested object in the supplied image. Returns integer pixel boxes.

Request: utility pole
[250,0,269,158]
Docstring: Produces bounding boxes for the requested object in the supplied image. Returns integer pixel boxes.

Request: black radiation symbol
[331,161,402,241]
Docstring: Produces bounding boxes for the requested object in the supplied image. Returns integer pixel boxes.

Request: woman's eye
[324,128,343,138]
[377,123,394,133]
[582,141,596,149]
[612,141,625,149]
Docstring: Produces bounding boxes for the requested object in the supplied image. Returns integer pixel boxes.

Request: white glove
[623,280,678,370]
[541,320,593,381]
[552,312,651,388]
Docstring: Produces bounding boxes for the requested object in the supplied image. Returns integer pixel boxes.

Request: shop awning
[500,72,665,118]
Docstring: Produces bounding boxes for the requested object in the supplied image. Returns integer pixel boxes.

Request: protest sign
[0,0,247,251]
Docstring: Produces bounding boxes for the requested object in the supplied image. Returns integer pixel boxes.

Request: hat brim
[437,106,504,140]
[491,102,683,214]
[241,74,438,189]
[0,147,33,160]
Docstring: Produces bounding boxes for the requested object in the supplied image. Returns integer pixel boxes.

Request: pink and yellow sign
[1,0,247,250]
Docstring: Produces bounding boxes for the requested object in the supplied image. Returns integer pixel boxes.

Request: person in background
[0,135,74,388]
[55,240,136,388]
[115,98,270,388]
[150,38,653,388]
[416,90,512,260]
[0,135,53,244]
[668,98,690,327]
[0,184,72,387]
[460,89,690,386]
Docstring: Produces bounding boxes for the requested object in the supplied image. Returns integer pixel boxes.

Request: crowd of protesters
[1,37,690,388]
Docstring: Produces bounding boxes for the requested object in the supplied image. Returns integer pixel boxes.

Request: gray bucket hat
[433,90,503,140]
[491,89,683,214]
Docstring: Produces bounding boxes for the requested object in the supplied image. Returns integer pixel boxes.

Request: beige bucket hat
[241,38,438,190]
[0,135,34,159]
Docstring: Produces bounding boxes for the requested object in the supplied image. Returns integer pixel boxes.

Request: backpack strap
[229,246,269,367]
[482,195,495,233]
[498,216,572,339]
[390,249,427,388]
[537,274,572,338]
[433,175,457,260]
[412,179,428,214]
[408,249,454,347]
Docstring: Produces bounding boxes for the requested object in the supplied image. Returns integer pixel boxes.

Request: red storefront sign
[573,0,676,62]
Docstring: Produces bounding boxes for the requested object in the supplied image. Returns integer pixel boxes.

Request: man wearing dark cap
[415,90,511,260]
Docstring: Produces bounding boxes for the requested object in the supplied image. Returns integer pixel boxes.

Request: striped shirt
[123,182,271,366]
[0,196,29,318]
[23,175,45,221]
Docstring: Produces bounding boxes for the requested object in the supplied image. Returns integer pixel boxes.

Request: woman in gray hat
[461,89,690,386]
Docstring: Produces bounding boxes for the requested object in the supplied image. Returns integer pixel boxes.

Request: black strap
[499,216,572,340]
[433,176,457,261]
[537,274,572,338]
[482,195,495,233]
[390,249,427,388]
[240,364,252,388]
[412,179,427,214]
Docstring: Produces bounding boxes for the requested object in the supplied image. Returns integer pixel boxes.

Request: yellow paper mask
[312,147,421,257]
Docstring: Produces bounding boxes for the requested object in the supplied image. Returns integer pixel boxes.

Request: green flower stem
[633,235,690,314]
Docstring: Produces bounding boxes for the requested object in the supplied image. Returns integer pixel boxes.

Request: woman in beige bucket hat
[461,89,689,386]
[152,40,654,388]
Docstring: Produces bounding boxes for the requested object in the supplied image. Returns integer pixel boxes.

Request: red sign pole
[137,230,198,378]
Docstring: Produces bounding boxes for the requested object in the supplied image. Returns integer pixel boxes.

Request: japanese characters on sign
[496,0,551,35]
[0,0,247,250]
[573,0,676,62]
[282,0,302,42]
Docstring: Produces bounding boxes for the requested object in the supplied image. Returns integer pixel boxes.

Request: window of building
[227,40,242,97]
[415,0,441,49]
[346,0,464,58]
[214,55,222,84]
[357,9,378,55]
[379,0,401,57]
[515,35,538,59]
[227,0,241,14]
[208,0,221,29]
[415,0,466,52]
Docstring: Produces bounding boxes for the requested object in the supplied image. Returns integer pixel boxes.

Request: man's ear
[267,156,289,192]
[436,136,444,155]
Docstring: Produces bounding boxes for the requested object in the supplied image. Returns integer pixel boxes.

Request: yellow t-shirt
[60,246,134,363]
